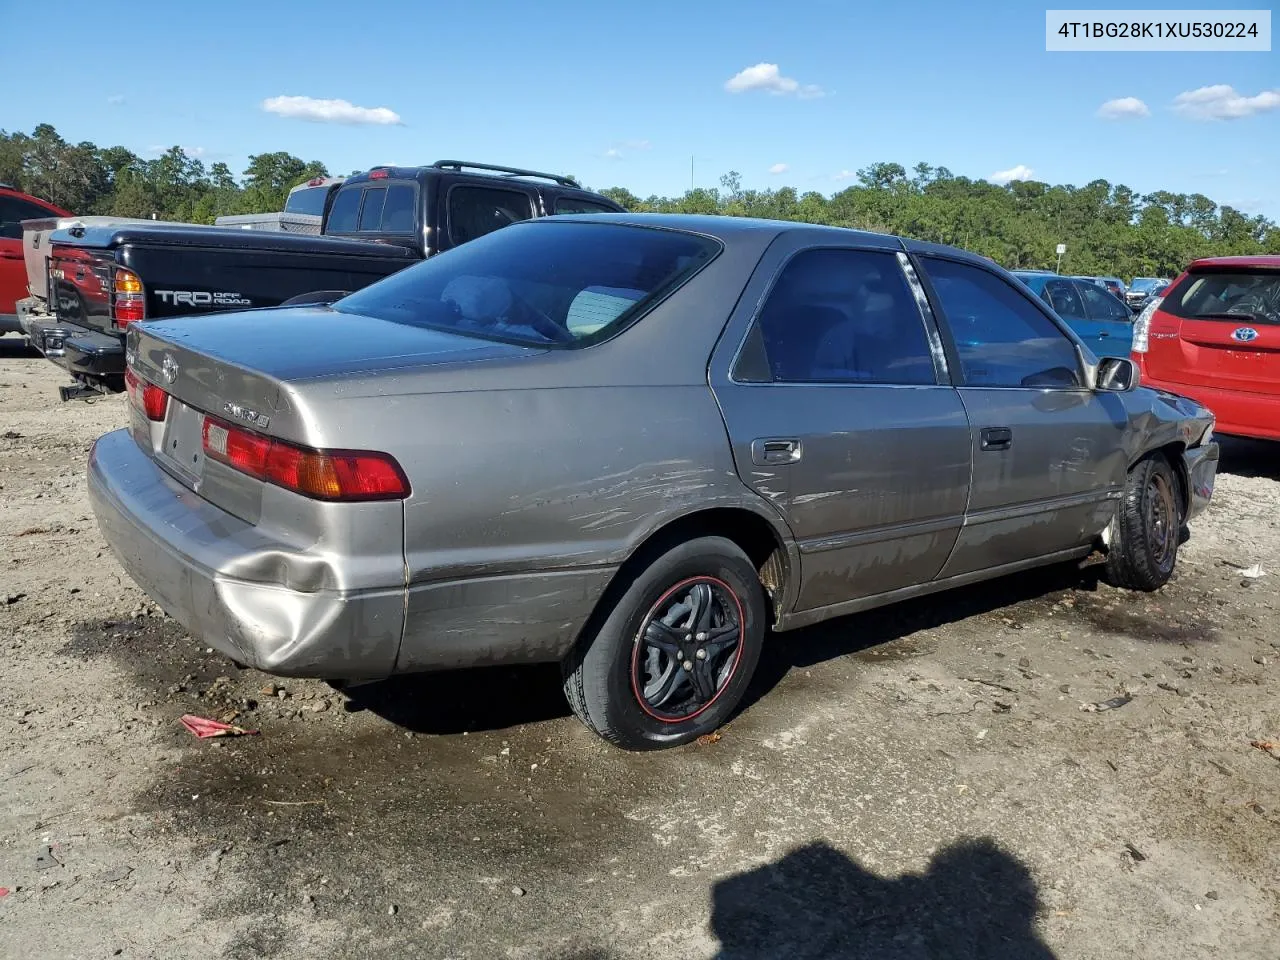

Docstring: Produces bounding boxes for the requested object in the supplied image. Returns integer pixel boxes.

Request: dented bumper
[1182,441,1219,523]
[88,429,404,678]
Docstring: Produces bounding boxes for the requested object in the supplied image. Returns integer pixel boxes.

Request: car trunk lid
[125,306,544,513]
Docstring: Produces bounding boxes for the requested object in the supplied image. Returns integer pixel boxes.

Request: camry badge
[1231,327,1259,343]
[161,354,179,384]
[222,401,271,430]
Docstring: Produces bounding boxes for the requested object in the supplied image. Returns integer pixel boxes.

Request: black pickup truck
[19,161,623,398]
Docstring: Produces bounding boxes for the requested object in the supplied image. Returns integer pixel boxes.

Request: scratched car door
[710,236,971,612]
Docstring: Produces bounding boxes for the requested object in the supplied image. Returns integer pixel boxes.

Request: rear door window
[1042,279,1086,320]
[1160,270,1280,325]
[448,186,534,246]
[742,248,937,385]
[923,257,1081,389]
[1077,281,1130,322]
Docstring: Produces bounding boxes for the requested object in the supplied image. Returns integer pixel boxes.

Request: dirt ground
[1,339,1277,960]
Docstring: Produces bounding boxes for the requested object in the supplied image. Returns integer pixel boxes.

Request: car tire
[562,536,766,751]
[1105,454,1181,592]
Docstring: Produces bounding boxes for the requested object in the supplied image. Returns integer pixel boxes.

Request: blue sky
[8,0,1278,217]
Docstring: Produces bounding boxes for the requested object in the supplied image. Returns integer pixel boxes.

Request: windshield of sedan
[333,221,720,347]
[1129,277,1165,294]
[1160,270,1280,325]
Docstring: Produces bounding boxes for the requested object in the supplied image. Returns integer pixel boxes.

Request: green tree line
[4,126,1277,278]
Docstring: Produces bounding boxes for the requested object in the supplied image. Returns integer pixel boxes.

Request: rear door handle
[980,427,1012,451]
[751,438,802,465]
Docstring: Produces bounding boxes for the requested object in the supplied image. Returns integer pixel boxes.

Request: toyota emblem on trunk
[1231,327,1259,343]
[161,354,179,384]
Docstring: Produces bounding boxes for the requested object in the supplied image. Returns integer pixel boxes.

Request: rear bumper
[88,429,405,679]
[19,298,125,391]
[88,428,603,678]
[1141,375,1280,442]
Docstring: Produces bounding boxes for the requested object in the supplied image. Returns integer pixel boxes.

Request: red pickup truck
[0,184,70,334]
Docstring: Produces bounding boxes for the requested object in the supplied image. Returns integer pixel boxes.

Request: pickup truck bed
[20,221,415,395]
[21,160,623,398]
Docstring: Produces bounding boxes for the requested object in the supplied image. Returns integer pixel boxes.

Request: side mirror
[1096,356,1139,392]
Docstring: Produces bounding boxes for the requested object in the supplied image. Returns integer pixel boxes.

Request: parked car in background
[90,214,1219,750]
[1075,275,1128,302]
[214,176,346,235]
[20,161,624,397]
[1012,271,1134,357]
[1126,276,1170,309]
[0,184,70,334]
[1133,255,1280,441]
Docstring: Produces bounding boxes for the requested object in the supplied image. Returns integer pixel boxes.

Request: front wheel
[562,536,766,750]
[1105,454,1181,591]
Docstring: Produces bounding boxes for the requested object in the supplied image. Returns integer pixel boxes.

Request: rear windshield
[284,185,330,216]
[332,221,719,347]
[1161,269,1280,325]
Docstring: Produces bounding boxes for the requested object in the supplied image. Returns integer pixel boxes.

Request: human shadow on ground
[553,837,1057,959]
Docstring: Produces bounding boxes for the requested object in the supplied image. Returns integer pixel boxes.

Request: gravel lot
[1,341,1277,960]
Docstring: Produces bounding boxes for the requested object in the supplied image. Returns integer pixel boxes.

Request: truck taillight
[124,367,169,421]
[113,268,145,327]
[201,417,409,502]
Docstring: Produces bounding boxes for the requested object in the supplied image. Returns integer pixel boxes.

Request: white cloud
[768,162,789,175]
[603,148,623,160]
[832,170,857,182]
[724,63,824,98]
[107,94,125,105]
[261,95,403,126]
[1174,85,1280,120]
[1097,96,1149,120]
[989,164,1035,185]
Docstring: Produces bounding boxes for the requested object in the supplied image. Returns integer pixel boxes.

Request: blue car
[1011,272,1134,359]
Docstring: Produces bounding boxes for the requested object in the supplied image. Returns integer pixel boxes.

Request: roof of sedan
[543,212,993,265]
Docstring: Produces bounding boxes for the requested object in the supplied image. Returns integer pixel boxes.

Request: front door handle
[980,427,1013,451]
[751,438,802,465]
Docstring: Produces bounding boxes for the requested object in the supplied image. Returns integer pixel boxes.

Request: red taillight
[124,367,168,421]
[369,168,388,180]
[113,268,145,327]
[202,417,408,501]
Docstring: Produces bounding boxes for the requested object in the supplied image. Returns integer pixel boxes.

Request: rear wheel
[1105,454,1181,591]
[562,537,766,750]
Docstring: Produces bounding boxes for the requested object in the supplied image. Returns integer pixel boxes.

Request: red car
[0,184,71,334]
[1133,255,1280,442]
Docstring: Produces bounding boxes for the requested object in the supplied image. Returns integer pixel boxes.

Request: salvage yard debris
[1081,694,1133,713]
[1248,740,1279,761]
[180,715,259,739]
